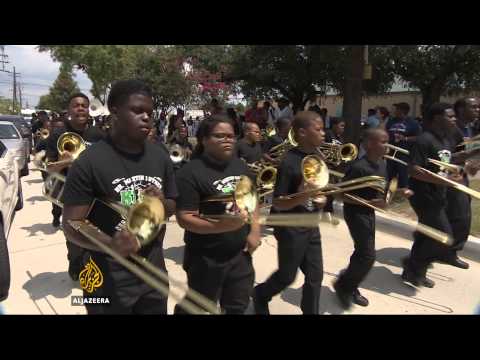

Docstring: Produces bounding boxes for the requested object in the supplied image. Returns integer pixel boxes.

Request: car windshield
[0,124,21,139]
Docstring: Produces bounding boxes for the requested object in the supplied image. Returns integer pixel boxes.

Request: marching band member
[333,128,389,309]
[174,115,261,314]
[262,116,292,165]
[235,122,263,164]
[402,103,460,288]
[441,98,480,269]
[46,93,105,280]
[62,80,177,314]
[253,111,325,315]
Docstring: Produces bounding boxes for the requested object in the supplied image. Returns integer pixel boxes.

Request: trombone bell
[57,132,86,160]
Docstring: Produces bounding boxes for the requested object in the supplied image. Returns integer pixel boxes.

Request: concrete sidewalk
[2,164,480,315]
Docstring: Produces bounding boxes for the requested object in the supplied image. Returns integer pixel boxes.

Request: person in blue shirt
[385,102,421,189]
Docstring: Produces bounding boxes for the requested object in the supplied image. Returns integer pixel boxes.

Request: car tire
[15,179,23,211]
[20,162,29,177]
[0,221,10,302]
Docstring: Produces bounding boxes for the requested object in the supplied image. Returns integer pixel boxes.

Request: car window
[0,124,21,139]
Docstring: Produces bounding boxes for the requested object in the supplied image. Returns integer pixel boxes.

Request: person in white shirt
[274,98,294,122]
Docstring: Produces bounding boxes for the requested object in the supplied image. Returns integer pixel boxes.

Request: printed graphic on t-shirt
[213,175,241,194]
[437,149,452,178]
[111,175,164,230]
[213,175,242,213]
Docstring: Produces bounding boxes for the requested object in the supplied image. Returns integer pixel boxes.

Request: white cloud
[0,45,93,108]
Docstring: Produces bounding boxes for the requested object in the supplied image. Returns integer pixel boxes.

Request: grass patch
[388,179,480,238]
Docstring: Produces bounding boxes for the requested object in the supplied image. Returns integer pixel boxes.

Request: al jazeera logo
[71,257,111,306]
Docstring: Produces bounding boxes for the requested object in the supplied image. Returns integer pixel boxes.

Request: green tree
[0,96,20,114]
[38,64,80,113]
[38,45,136,104]
[388,45,480,115]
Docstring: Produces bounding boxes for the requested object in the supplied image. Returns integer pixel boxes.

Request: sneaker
[333,280,353,310]
[252,287,270,315]
[352,289,369,307]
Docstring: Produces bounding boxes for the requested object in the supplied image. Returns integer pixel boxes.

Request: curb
[332,202,480,262]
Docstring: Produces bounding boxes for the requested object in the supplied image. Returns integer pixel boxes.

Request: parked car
[0,121,29,177]
[0,115,33,156]
[0,140,23,301]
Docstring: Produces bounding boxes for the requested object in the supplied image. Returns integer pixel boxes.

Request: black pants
[445,188,471,253]
[255,227,323,314]
[52,204,62,220]
[323,195,334,213]
[336,207,375,293]
[84,252,169,315]
[406,201,453,278]
[387,158,409,188]
[175,250,255,315]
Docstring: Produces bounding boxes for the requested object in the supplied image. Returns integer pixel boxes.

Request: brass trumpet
[317,142,358,166]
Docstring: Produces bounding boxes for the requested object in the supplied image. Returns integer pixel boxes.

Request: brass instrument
[344,193,452,245]
[458,134,480,147]
[47,132,87,168]
[33,150,48,171]
[317,142,358,166]
[169,144,185,164]
[247,161,277,197]
[282,154,386,200]
[262,125,277,140]
[268,128,298,159]
[203,175,259,216]
[384,144,480,200]
[43,173,219,314]
[35,128,50,140]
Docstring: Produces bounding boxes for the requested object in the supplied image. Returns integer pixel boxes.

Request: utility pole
[12,67,17,113]
[0,46,9,72]
[18,82,23,110]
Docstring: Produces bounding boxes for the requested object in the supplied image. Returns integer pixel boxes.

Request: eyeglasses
[210,133,236,141]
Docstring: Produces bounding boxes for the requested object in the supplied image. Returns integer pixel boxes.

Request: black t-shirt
[271,147,324,215]
[409,130,452,209]
[342,156,387,214]
[62,136,178,291]
[325,130,344,145]
[235,139,263,164]
[46,121,105,163]
[175,154,254,261]
[34,138,48,153]
[262,134,283,153]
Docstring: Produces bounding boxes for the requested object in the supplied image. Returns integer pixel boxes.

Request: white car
[0,140,23,301]
[0,121,30,177]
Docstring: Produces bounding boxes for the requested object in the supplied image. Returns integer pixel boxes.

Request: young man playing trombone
[62,80,178,314]
[402,103,462,287]
[253,111,326,315]
[45,93,105,281]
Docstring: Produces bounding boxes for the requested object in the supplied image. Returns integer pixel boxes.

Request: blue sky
[0,45,93,108]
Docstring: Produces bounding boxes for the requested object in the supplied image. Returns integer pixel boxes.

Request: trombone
[384,144,480,200]
[35,128,50,140]
[169,144,185,164]
[47,132,87,168]
[43,173,220,314]
[280,154,387,201]
[246,161,278,197]
[316,142,358,166]
[268,128,298,159]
